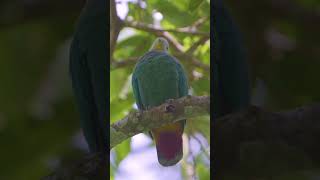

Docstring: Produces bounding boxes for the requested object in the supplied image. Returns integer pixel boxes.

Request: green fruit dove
[69,0,107,153]
[132,37,189,166]
[213,0,250,118]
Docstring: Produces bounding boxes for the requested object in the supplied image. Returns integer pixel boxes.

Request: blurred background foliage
[220,0,320,179]
[224,0,320,110]
[0,0,87,179]
[110,0,210,179]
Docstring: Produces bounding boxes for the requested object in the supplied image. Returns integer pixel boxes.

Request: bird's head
[150,37,169,52]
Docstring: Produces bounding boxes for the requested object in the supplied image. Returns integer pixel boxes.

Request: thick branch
[44,103,320,178]
[42,153,107,180]
[110,95,210,149]
[214,103,320,175]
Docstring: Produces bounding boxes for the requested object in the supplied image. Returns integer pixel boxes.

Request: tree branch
[186,36,210,55]
[112,17,210,71]
[110,95,210,149]
[214,103,320,175]
[43,102,320,179]
[159,32,210,72]
[110,52,210,72]
[124,19,209,37]
[42,152,107,180]
[43,96,209,179]
[192,134,210,159]
[110,0,123,57]
[174,52,210,71]
[110,57,139,70]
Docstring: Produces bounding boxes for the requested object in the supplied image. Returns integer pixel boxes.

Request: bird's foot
[165,104,176,113]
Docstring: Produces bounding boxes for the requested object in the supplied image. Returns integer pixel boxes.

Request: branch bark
[110,0,123,57]
[42,153,107,180]
[43,102,320,179]
[214,103,320,175]
[110,95,210,149]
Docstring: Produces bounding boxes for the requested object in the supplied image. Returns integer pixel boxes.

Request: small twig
[159,32,210,71]
[113,17,210,72]
[111,57,139,70]
[192,17,208,28]
[190,57,210,71]
[110,0,123,57]
[174,52,210,71]
[186,36,210,55]
[110,51,210,71]
[192,134,210,160]
[124,20,209,37]
[162,31,185,52]
[188,135,198,180]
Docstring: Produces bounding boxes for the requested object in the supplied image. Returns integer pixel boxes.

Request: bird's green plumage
[213,0,250,118]
[132,50,188,166]
[133,51,188,108]
[69,0,107,152]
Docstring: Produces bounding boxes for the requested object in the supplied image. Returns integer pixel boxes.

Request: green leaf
[114,139,131,166]
[197,163,210,180]
[188,0,205,13]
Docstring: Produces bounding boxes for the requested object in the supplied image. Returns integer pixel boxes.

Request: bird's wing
[85,18,108,151]
[175,59,188,127]
[175,61,188,97]
[132,72,144,110]
[69,35,106,152]
[216,2,250,114]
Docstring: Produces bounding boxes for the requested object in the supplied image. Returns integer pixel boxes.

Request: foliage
[219,0,320,179]
[0,6,82,179]
[224,0,320,110]
[110,0,210,179]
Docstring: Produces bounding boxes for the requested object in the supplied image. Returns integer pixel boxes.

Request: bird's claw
[165,104,175,113]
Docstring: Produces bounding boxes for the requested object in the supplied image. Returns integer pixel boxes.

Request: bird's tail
[151,122,184,166]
